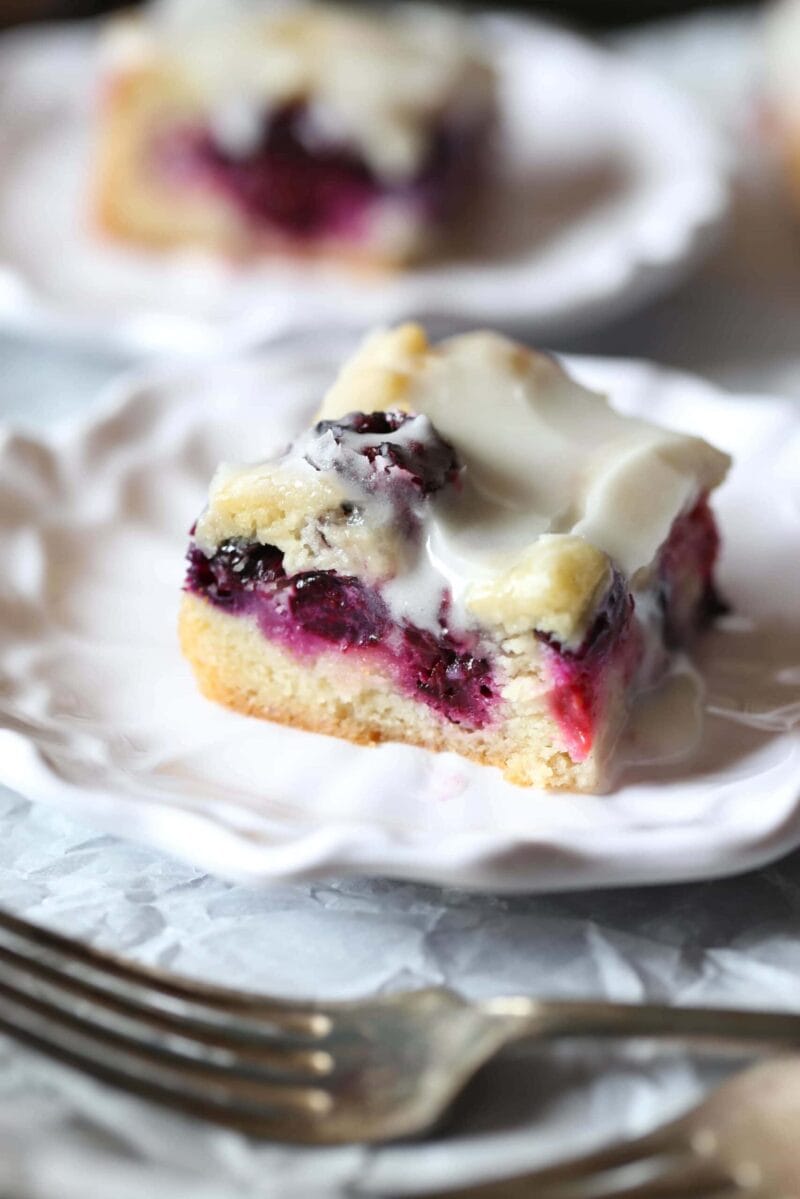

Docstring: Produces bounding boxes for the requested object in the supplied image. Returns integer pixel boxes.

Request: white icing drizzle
[298,413,459,631]
[199,327,730,646]
[381,540,447,633]
[208,97,265,158]
[618,654,705,775]
[320,328,731,590]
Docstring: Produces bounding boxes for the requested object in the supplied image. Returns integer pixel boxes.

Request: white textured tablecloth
[2,8,800,1197]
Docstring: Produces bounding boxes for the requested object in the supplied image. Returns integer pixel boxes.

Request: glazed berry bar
[94,2,494,266]
[180,325,730,791]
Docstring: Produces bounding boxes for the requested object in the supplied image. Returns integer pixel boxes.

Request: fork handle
[484,996,800,1052]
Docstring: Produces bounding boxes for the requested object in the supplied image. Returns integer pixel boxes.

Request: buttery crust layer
[179,593,631,790]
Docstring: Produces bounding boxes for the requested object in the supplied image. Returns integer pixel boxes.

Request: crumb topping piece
[466,535,612,645]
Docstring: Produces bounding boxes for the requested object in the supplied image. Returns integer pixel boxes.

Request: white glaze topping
[196,325,730,646]
[102,1,494,181]
[317,325,730,587]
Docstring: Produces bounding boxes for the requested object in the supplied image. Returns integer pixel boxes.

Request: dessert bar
[180,325,730,790]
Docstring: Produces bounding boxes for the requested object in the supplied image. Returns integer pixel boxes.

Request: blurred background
[0,0,770,29]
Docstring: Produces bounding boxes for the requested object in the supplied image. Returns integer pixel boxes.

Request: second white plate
[0,338,798,891]
[0,14,728,354]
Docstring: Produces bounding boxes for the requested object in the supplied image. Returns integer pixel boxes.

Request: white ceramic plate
[0,15,728,355]
[0,338,798,891]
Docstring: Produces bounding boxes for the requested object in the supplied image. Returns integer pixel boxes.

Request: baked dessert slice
[179,325,730,791]
[94,1,494,266]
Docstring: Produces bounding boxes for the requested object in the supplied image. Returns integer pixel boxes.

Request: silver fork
[408,1056,800,1199]
[3,906,800,1145]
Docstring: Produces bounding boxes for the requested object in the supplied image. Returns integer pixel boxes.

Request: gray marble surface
[2,8,800,1197]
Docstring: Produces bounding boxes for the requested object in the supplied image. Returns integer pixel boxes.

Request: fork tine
[438,1160,740,1199]
[536,1157,737,1199]
[0,941,334,1077]
[0,909,328,1035]
[0,970,332,1110]
[0,1000,336,1142]
[412,1137,735,1199]
[493,1125,680,1186]
[409,1159,743,1199]
[526,1177,742,1199]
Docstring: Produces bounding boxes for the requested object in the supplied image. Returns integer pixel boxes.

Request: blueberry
[289,572,389,647]
[400,625,495,726]
[315,411,411,439]
[185,541,284,607]
[311,409,461,497]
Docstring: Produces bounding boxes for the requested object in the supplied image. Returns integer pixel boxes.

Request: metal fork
[4,907,800,1146]
[408,1056,800,1199]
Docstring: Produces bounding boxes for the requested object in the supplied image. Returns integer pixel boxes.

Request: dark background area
[0,0,763,30]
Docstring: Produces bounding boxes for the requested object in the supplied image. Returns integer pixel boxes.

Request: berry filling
[399,625,495,726]
[538,494,724,762]
[289,572,388,647]
[538,573,636,763]
[186,492,723,762]
[156,100,472,242]
[658,496,725,643]
[185,541,496,728]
